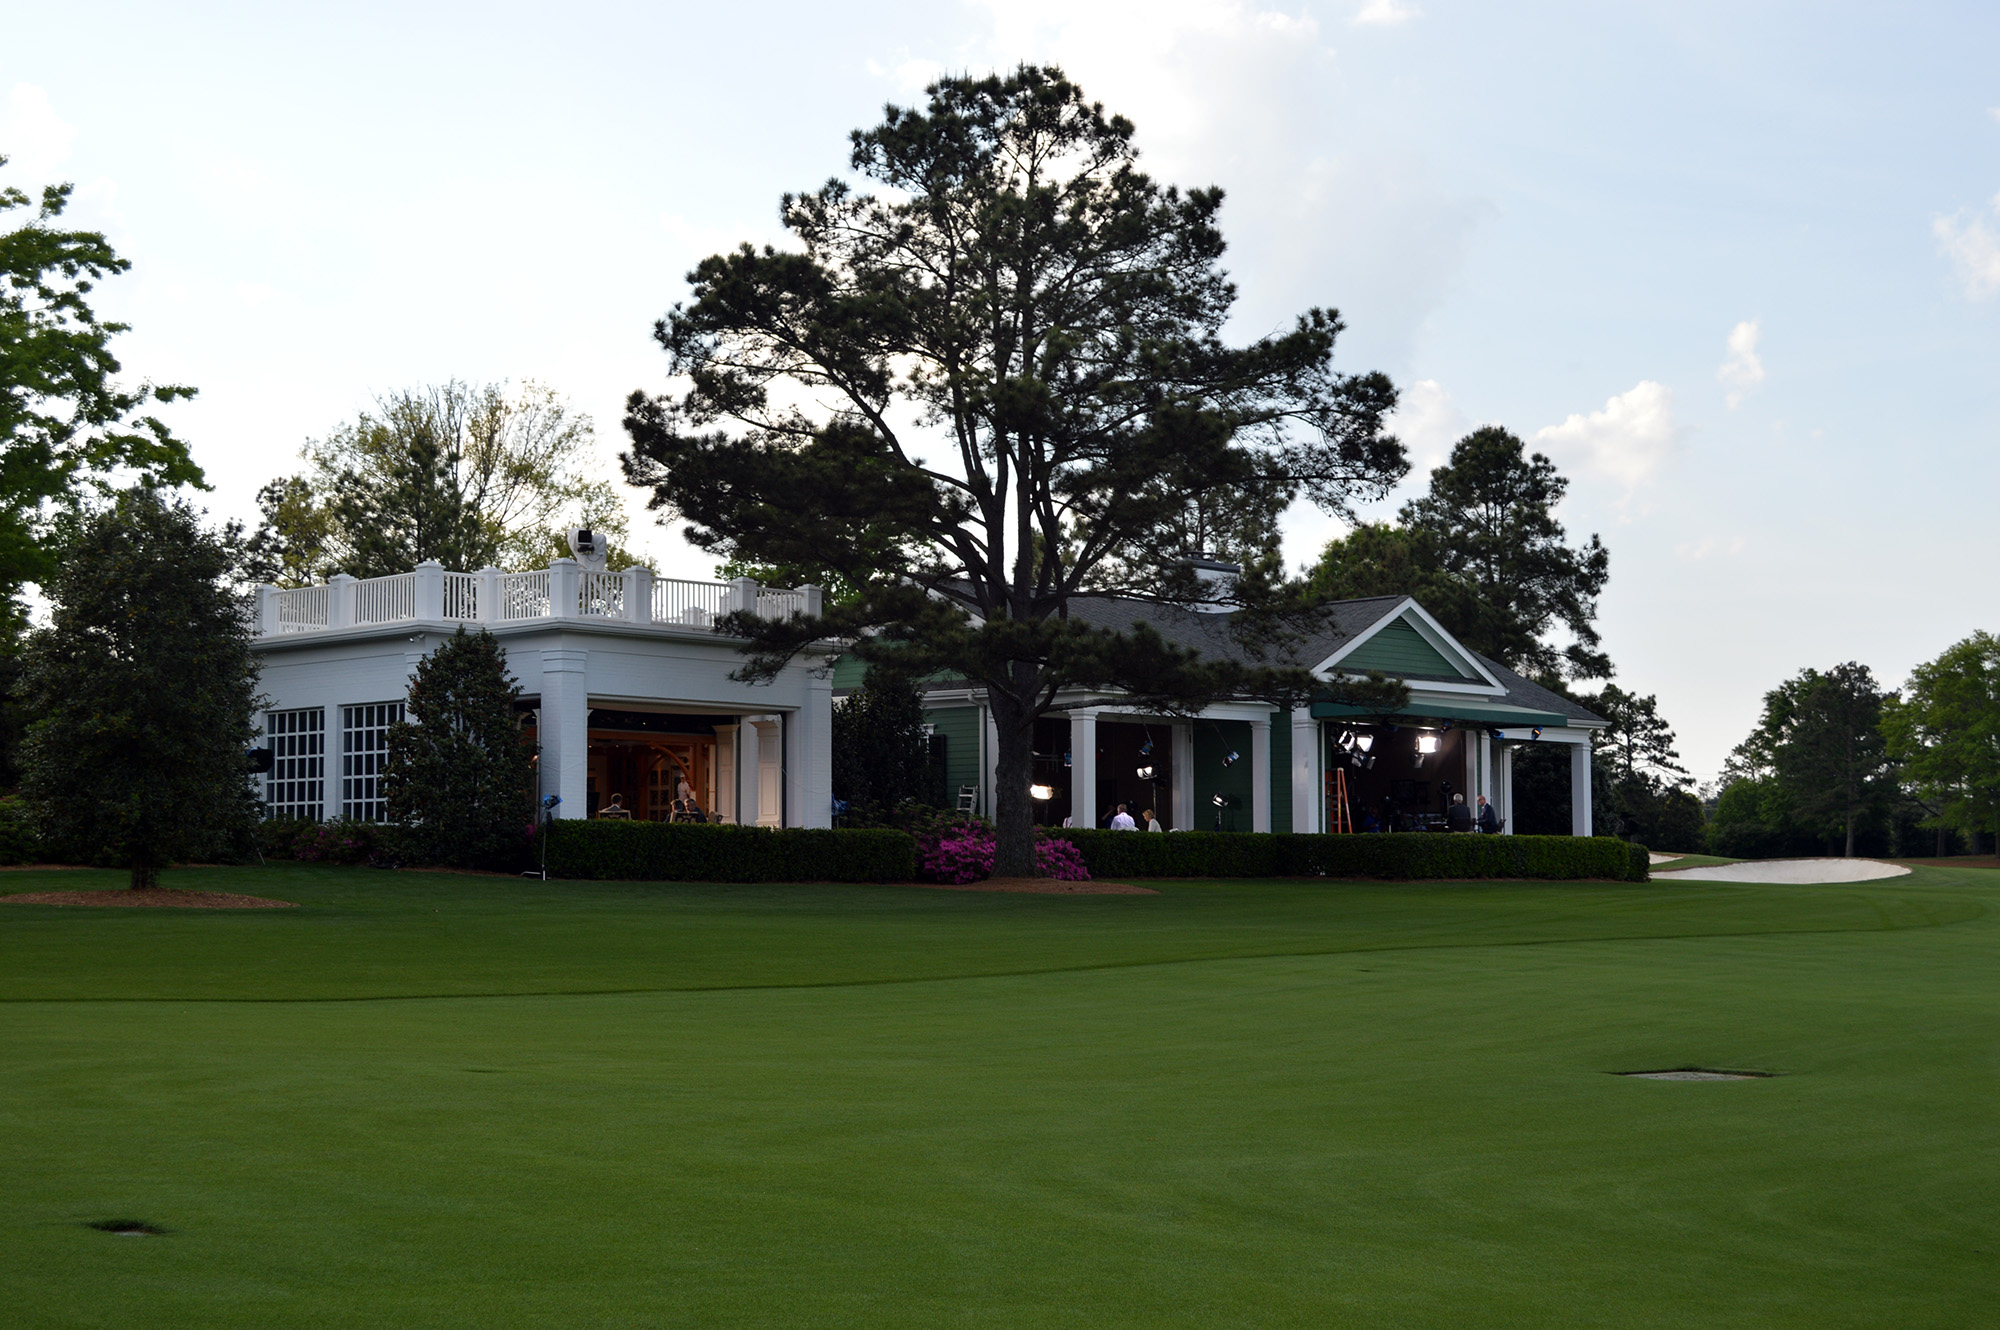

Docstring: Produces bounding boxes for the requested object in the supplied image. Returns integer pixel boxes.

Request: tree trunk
[1844,810,1855,858]
[989,689,1038,878]
[1938,822,1947,858]
[130,858,160,891]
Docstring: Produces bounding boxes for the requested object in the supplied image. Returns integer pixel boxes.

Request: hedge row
[1047,830,1650,882]
[543,820,917,883]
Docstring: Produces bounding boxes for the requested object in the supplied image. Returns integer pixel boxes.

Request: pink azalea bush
[914,822,1091,883]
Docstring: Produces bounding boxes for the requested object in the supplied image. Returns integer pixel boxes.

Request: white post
[712,723,738,823]
[476,566,501,624]
[753,717,783,827]
[549,558,580,621]
[626,566,654,625]
[802,584,823,618]
[539,647,589,819]
[1499,743,1515,835]
[414,560,445,620]
[729,577,758,617]
[1172,722,1193,832]
[1290,706,1320,834]
[983,705,1000,820]
[795,674,833,828]
[1250,714,1272,833]
[255,585,279,636]
[1071,708,1098,828]
[1570,740,1593,837]
[328,573,357,629]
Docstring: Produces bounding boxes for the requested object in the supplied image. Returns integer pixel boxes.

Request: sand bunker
[1653,858,1911,884]
[1647,853,1683,865]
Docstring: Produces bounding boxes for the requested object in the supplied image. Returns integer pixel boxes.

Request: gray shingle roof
[938,590,1608,728]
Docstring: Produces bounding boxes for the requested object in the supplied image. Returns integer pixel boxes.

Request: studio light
[1355,734,1374,753]
[1136,764,1155,781]
[1139,736,1154,756]
[1338,729,1356,750]
[1211,793,1226,807]
[1416,733,1440,755]
[1530,726,1543,740]
[1030,784,1054,801]
[1063,751,1072,767]
[1222,750,1240,767]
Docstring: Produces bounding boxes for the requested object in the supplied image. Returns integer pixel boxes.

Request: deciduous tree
[1882,631,2000,855]
[623,67,1409,874]
[18,490,260,887]
[0,158,202,628]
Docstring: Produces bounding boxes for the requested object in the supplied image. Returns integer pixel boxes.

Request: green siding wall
[925,705,983,799]
[1192,720,1255,833]
[1270,713,1292,834]
[1340,616,1475,680]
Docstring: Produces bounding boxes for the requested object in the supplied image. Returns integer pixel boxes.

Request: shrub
[1034,835,1091,881]
[1046,831,1648,882]
[0,797,40,865]
[543,820,916,883]
[918,826,995,884]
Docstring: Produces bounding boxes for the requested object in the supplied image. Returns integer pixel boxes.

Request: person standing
[1446,793,1473,833]
[1475,795,1499,834]
[1109,803,1137,830]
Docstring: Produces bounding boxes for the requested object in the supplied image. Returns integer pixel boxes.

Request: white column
[255,585,278,636]
[802,584,823,617]
[549,558,579,620]
[1250,714,1272,833]
[1570,740,1593,837]
[414,560,445,620]
[1172,722,1194,831]
[797,672,833,828]
[729,577,759,616]
[539,647,589,819]
[712,723,738,823]
[982,704,1000,819]
[1499,744,1515,835]
[328,573,357,629]
[1290,706,1320,834]
[742,716,783,827]
[476,566,502,624]
[626,566,653,625]
[1070,709,1098,829]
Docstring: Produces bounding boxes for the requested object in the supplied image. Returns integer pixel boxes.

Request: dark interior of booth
[1029,717,1177,829]
[1324,722,1469,832]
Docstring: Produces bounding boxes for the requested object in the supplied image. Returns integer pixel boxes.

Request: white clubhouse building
[250,561,1605,836]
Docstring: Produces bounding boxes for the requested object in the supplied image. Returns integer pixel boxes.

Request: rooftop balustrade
[252,560,822,639]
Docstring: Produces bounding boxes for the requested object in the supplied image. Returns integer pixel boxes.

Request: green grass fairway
[4,865,1996,1327]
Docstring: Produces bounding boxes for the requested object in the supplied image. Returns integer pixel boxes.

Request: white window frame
[266,707,326,821]
[340,702,406,822]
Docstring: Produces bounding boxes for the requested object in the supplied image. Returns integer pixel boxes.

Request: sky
[4,0,1997,781]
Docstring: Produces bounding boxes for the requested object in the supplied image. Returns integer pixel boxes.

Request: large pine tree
[18,489,260,888]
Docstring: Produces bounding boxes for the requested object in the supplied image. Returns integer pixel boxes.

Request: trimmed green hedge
[543,820,916,884]
[1048,830,1650,882]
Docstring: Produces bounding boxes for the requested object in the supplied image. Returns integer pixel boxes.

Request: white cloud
[0,84,77,178]
[1674,535,1746,561]
[1988,107,2000,125]
[1935,194,2000,299]
[1387,378,1468,476]
[1534,380,1679,491]
[865,53,945,96]
[1352,0,1419,25]
[1717,318,1764,408]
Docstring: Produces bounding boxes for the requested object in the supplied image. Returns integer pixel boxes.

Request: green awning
[1310,698,1572,730]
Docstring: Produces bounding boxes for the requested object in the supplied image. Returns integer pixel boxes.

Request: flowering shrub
[1034,835,1091,881]
[917,825,996,884]
[914,821,1091,883]
[260,817,395,866]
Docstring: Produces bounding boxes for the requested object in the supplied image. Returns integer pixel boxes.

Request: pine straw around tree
[0,888,296,908]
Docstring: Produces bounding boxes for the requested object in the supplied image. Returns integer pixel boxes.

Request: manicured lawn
[3,864,1995,1327]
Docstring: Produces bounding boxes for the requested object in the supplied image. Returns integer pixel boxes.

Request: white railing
[499,569,550,621]
[443,571,480,621]
[273,585,329,633]
[355,573,416,625]
[577,570,626,618]
[255,564,817,637]
[654,577,734,627]
[756,590,806,620]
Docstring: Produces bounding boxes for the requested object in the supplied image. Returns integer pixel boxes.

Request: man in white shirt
[1109,803,1137,830]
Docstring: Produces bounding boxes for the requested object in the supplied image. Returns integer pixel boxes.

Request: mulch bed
[0,889,297,909]
[911,876,1156,895]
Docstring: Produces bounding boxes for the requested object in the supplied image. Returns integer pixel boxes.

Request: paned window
[341,702,405,822]
[266,708,325,820]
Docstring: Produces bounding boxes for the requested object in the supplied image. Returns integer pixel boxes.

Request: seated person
[1109,803,1137,830]
[1141,807,1163,832]
[1359,808,1381,834]
[1445,793,1474,832]
[670,797,704,824]
[599,793,632,820]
